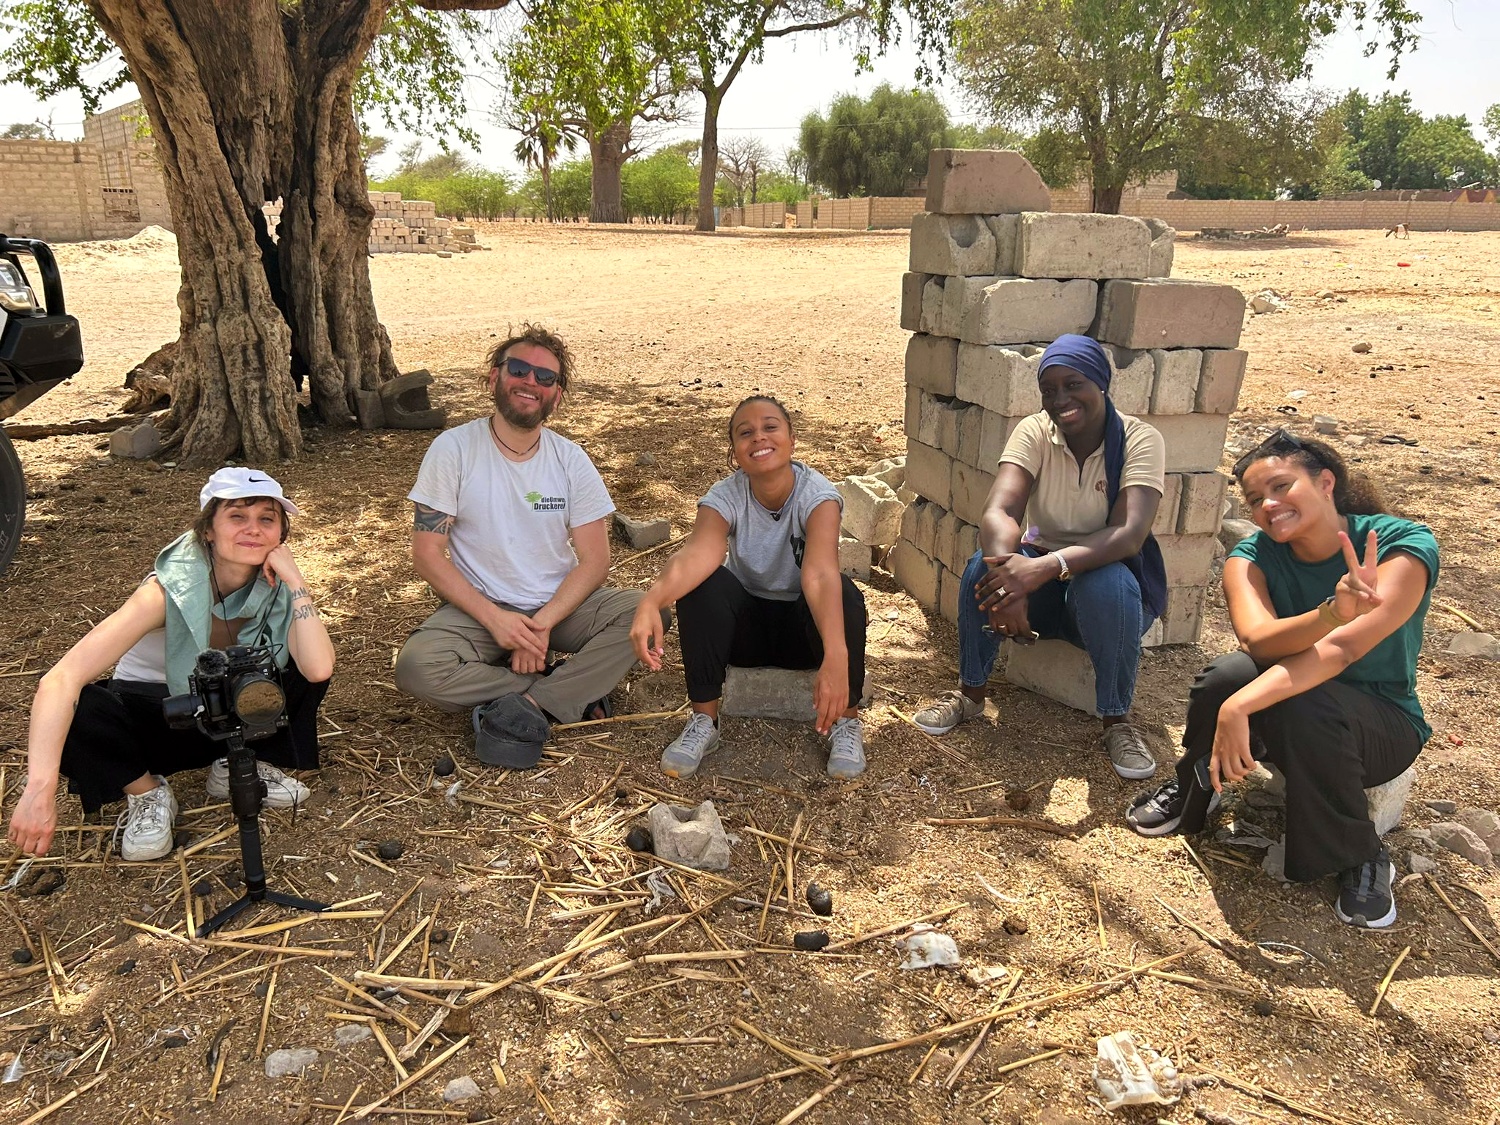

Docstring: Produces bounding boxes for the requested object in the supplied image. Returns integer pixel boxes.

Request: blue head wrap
[1036,334,1167,621]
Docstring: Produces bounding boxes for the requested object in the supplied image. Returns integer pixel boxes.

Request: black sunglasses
[1233,427,1321,477]
[502,356,562,387]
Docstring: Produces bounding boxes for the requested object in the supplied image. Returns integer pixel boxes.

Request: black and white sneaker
[1335,849,1396,929]
[1126,777,1220,837]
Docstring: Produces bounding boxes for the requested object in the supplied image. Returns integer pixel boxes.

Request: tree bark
[1091,180,1124,214]
[589,121,630,224]
[88,0,400,465]
[696,87,721,233]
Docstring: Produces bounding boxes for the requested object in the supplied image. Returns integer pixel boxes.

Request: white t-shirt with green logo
[409,419,615,611]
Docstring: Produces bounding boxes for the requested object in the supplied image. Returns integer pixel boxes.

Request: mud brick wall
[891,151,1249,673]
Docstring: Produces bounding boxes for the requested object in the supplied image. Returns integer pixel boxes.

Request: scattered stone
[1424,799,1458,815]
[335,1024,372,1047]
[1249,289,1287,314]
[1002,915,1028,935]
[161,1035,190,1049]
[793,930,830,951]
[109,422,162,460]
[721,665,872,720]
[11,949,32,965]
[1313,415,1339,434]
[805,883,834,917]
[1455,809,1500,856]
[1262,840,1287,882]
[173,829,194,850]
[192,878,214,897]
[431,928,450,944]
[116,959,137,975]
[1219,518,1259,551]
[635,452,658,467]
[1352,341,1372,353]
[433,755,456,777]
[1408,852,1438,875]
[625,826,653,853]
[896,925,960,970]
[377,839,404,861]
[1252,999,1274,1017]
[1316,289,1335,299]
[264,1047,320,1078]
[1004,788,1032,812]
[962,964,1010,987]
[1287,389,1309,400]
[1445,632,1500,660]
[1430,822,1493,866]
[443,1076,481,1103]
[646,802,731,870]
[614,512,671,550]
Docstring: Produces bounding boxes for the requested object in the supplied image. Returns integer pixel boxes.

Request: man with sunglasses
[395,324,654,768]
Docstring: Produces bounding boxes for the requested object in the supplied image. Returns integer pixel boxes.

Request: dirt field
[1,223,1497,1124]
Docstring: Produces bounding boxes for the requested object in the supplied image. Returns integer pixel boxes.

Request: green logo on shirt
[523,489,566,512]
[524,491,542,503]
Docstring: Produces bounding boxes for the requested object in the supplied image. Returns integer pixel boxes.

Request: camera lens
[233,678,285,726]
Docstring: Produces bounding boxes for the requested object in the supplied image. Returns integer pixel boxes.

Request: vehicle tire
[0,427,26,577]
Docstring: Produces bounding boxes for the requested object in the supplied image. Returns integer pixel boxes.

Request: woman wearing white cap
[6,468,335,862]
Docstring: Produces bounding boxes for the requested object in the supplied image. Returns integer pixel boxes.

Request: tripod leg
[199,894,258,936]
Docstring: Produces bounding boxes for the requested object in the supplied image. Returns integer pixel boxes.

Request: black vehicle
[0,235,84,575]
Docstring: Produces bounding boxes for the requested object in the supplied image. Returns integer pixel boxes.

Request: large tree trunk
[89,0,399,464]
[1091,180,1124,214]
[589,122,630,224]
[696,88,721,233]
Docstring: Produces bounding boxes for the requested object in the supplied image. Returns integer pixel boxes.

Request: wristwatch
[1318,595,1350,627]
[1053,551,1072,581]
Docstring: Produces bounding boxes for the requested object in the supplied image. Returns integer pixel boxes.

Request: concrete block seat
[721,667,875,722]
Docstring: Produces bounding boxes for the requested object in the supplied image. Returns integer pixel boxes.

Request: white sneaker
[912,690,984,735]
[826,717,866,780]
[660,713,720,779]
[206,758,311,809]
[118,778,179,862]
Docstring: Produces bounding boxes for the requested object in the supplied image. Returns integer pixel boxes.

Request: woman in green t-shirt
[1126,430,1438,930]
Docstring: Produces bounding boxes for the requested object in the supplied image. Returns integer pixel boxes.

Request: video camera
[163,645,287,743]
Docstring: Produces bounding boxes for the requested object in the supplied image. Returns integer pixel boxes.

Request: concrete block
[916,392,961,452]
[906,440,953,508]
[1197,349,1248,415]
[910,212,999,276]
[906,334,959,397]
[933,511,959,577]
[925,149,1051,215]
[1142,585,1207,647]
[979,410,1022,469]
[955,343,1043,417]
[721,667,874,721]
[1004,639,1096,716]
[1144,218,1176,277]
[1260,765,1414,837]
[954,521,980,576]
[1103,345,1153,416]
[952,402,987,467]
[354,388,386,429]
[1156,533,1218,588]
[960,278,1098,346]
[900,495,943,557]
[950,461,995,525]
[919,276,946,335]
[837,475,902,545]
[838,536,871,580]
[1148,348,1201,415]
[1177,472,1228,536]
[941,275,1002,338]
[891,537,942,609]
[1095,279,1246,350]
[985,214,1020,276]
[1220,517,1258,551]
[1145,412,1230,473]
[109,422,161,460]
[904,385,921,437]
[939,565,962,623]
[900,271,928,332]
[1017,211,1152,279]
[866,456,906,490]
[646,801,730,870]
[1151,473,1182,537]
[614,512,671,549]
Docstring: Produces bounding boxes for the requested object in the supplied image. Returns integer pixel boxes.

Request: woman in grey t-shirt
[631,396,867,781]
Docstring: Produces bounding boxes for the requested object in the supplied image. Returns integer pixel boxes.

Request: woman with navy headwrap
[913,334,1168,780]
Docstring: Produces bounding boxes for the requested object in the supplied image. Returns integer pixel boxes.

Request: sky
[1,0,1496,180]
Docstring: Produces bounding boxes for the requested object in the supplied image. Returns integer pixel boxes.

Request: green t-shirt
[1227,512,1439,742]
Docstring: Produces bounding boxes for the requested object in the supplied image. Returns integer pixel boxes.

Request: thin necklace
[490,415,541,459]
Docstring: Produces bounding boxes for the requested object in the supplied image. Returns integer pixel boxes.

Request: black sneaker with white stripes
[1335,848,1397,929]
[1126,776,1220,837]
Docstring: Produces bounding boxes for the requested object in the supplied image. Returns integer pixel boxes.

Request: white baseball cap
[198,467,301,515]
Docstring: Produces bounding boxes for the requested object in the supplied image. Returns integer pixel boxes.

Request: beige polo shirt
[999,412,1165,550]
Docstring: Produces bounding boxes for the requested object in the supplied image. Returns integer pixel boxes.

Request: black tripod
[199,730,328,936]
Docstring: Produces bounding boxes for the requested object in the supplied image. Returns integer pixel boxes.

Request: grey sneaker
[826,717,866,779]
[118,778,179,862]
[1103,724,1157,780]
[661,713,720,779]
[912,690,983,735]
[206,758,310,809]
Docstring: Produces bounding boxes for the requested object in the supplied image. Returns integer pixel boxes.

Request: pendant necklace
[490,416,541,459]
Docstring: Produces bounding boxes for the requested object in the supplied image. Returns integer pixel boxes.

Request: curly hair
[1232,429,1386,515]
[485,323,574,392]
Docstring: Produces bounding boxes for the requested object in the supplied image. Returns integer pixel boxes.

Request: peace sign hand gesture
[1333,529,1382,622]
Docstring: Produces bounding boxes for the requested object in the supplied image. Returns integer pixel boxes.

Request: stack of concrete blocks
[834,457,909,580]
[889,149,1248,715]
[368,192,454,254]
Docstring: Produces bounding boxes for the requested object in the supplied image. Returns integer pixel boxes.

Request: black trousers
[60,663,329,813]
[1175,651,1422,882]
[677,567,867,707]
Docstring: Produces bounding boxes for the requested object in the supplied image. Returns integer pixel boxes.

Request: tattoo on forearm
[413,503,456,535]
[292,603,319,621]
[289,586,311,601]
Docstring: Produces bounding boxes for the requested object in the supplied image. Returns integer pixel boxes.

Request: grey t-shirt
[699,461,842,601]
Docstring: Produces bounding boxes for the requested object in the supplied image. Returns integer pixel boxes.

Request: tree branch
[411,0,514,10]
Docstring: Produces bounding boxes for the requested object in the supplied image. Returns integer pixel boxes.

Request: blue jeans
[957,549,1154,717]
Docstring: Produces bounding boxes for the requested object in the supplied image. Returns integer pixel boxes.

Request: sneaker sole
[205,780,308,809]
[1111,759,1159,781]
[1126,809,1182,837]
[911,718,958,736]
[1335,863,1397,929]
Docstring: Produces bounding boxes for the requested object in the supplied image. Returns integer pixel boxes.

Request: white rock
[264,1047,319,1078]
[334,1025,372,1047]
[1446,632,1500,660]
[442,1076,481,1102]
[1430,822,1493,866]
[895,924,960,970]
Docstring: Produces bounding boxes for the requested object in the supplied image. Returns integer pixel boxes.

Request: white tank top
[114,628,168,684]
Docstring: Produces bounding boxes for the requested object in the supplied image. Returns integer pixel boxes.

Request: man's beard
[494,384,555,430]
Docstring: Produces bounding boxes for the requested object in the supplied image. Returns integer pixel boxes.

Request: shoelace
[681,717,716,753]
[111,791,167,855]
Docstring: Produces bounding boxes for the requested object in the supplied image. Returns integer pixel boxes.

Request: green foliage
[947,121,1026,151]
[954,0,1420,210]
[0,0,127,115]
[1486,104,1500,151]
[1175,87,1335,199]
[799,83,948,196]
[1317,91,1497,191]
[370,167,516,220]
[1,120,52,139]
[755,168,808,204]
[550,158,594,220]
[623,147,701,220]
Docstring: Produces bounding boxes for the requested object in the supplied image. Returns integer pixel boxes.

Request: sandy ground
[0,223,1496,1124]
